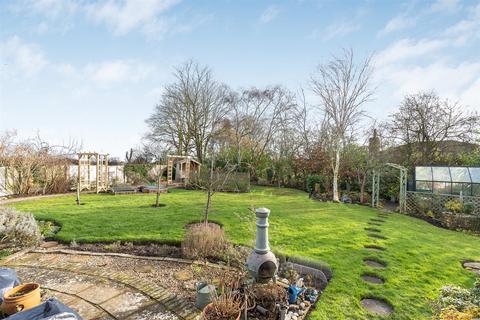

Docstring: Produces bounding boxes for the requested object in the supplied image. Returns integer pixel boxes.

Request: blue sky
[1,0,479,158]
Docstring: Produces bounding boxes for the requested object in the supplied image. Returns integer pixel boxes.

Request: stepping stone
[364,259,386,269]
[370,218,386,223]
[368,222,382,226]
[368,233,388,240]
[361,298,393,316]
[361,274,384,284]
[365,227,381,233]
[364,245,386,252]
[463,261,480,275]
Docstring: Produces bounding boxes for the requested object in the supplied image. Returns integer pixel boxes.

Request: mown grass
[8,187,480,319]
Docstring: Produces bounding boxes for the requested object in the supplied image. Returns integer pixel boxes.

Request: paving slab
[100,291,153,318]
[17,268,95,294]
[126,303,179,320]
[77,283,126,305]
[66,297,107,319]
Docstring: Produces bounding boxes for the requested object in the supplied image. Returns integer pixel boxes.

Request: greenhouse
[414,166,480,197]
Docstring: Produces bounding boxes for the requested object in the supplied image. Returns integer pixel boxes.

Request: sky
[1,0,479,159]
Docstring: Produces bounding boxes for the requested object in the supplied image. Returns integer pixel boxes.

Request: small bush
[182,224,229,260]
[307,175,326,194]
[0,207,41,248]
[445,200,464,214]
[37,221,58,238]
[463,203,475,215]
[433,280,480,319]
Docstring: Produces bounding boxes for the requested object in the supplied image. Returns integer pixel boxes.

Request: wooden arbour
[77,152,109,193]
[166,155,201,186]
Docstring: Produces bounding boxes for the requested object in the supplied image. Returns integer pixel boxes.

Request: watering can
[195,282,215,309]
[288,284,305,304]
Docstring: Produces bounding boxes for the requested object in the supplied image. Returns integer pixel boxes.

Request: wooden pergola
[77,152,109,193]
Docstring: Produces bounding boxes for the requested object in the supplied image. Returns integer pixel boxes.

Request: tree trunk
[155,171,161,207]
[204,190,212,225]
[332,148,340,202]
[360,174,366,203]
[204,154,215,224]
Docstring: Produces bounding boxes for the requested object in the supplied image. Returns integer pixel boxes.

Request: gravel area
[54,253,238,306]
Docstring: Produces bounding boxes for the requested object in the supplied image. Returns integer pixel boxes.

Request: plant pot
[201,303,241,320]
[1,283,41,315]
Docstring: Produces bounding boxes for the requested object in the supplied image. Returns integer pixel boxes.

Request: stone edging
[30,248,236,270]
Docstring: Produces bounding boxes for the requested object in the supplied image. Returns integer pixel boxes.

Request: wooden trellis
[77,152,109,193]
[406,191,480,216]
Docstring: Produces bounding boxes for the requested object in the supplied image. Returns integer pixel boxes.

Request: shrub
[463,203,475,215]
[439,306,480,320]
[307,175,326,194]
[0,207,41,248]
[182,224,229,260]
[37,220,58,238]
[445,200,464,214]
[433,280,480,319]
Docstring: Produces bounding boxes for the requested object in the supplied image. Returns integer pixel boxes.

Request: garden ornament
[246,208,278,283]
[288,284,305,304]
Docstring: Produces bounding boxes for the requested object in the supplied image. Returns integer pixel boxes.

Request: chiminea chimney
[246,208,278,283]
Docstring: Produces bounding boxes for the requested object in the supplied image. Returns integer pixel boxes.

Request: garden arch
[371,163,407,213]
[77,152,109,193]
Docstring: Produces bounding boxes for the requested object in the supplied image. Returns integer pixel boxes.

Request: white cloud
[380,14,416,35]
[259,5,280,24]
[85,0,181,35]
[0,36,48,77]
[85,60,154,87]
[375,38,448,67]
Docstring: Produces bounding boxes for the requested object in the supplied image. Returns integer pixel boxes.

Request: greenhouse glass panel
[416,181,432,192]
[416,166,432,181]
[473,184,480,196]
[469,168,480,183]
[451,183,471,195]
[432,181,450,194]
[450,167,471,183]
[432,167,451,182]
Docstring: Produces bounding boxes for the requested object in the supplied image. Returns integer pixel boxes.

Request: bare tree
[146,61,229,163]
[190,146,237,224]
[228,86,295,179]
[311,49,374,201]
[385,91,480,165]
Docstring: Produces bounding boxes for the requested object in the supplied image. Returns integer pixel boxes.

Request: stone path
[360,211,393,316]
[1,251,200,320]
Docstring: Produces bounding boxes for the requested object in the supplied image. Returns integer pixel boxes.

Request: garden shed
[414,166,480,196]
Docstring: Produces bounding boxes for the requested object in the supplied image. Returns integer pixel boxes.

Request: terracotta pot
[201,303,241,320]
[1,283,41,315]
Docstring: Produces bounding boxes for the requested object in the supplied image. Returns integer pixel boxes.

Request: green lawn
[8,187,480,319]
